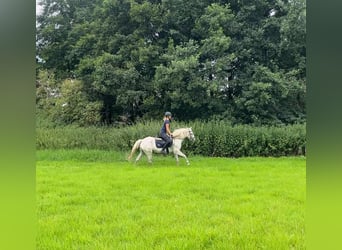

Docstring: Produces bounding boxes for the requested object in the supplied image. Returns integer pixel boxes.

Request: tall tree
[36,0,306,125]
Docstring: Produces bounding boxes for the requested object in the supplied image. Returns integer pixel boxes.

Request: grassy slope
[37,150,306,249]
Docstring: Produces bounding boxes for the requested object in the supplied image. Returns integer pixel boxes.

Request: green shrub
[53,80,102,126]
[36,121,306,157]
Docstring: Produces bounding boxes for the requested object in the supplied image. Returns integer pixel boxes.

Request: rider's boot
[161,144,169,155]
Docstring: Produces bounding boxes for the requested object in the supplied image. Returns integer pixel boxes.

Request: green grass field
[37,150,306,249]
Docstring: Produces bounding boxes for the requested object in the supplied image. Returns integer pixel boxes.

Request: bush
[36,121,306,157]
[53,79,102,126]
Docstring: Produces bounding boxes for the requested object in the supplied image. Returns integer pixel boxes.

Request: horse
[127,127,195,165]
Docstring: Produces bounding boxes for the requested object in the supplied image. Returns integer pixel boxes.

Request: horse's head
[187,127,195,141]
[173,127,195,141]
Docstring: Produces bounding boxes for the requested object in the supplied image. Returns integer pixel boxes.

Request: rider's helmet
[164,111,172,117]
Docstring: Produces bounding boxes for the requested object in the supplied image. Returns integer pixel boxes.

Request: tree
[54,79,102,125]
[234,65,306,125]
[36,0,306,125]
[279,0,306,77]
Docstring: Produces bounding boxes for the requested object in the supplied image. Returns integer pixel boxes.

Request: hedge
[36,121,306,157]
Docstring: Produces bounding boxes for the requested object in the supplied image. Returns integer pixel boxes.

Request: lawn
[36,150,306,249]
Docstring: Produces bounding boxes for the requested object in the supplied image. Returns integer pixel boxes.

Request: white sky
[36,0,43,16]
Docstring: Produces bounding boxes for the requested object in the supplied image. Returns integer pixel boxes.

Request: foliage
[36,0,306,125]
[36,69,58,116]
[36,73,103,126]
[54,79,103,125]
[36,121,306,157]
[234,65,306,124]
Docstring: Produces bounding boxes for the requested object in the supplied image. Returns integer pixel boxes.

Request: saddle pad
[155,138,166,148]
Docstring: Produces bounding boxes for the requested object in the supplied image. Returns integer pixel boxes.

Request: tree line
[36,0,306,126]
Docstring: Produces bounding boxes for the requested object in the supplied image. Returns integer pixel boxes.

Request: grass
[37,149,306,249]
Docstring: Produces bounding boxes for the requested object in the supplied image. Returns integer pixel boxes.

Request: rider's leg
[163,138,172,154]
[160,134,171,154]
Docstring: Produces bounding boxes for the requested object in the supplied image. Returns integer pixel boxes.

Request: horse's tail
[127,139,143,161]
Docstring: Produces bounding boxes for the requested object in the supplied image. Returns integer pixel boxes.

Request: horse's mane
[172,128,188,138]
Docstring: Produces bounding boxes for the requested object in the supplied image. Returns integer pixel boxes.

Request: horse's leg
[174,154,179,165]
[144,150,153,164]
[135,150,143,164]
[174,149,190,166]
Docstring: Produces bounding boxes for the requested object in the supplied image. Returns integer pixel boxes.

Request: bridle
[188,128,195,140]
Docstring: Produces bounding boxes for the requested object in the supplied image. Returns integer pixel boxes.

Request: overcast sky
[36,0,43,16]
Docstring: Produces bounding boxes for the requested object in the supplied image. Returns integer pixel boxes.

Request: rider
[160,111,173,155]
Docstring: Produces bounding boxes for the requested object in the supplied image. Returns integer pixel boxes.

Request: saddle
[155,137,173,148]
